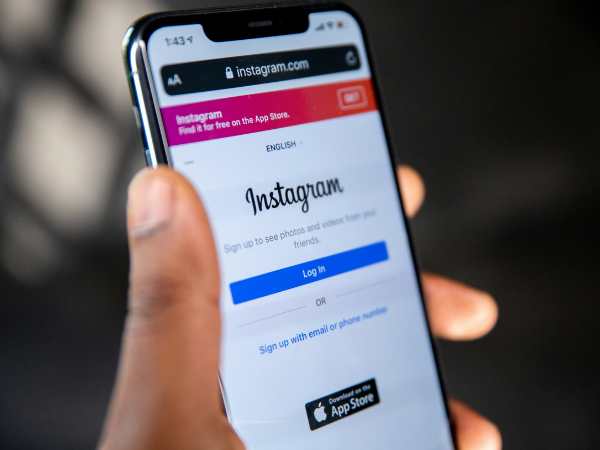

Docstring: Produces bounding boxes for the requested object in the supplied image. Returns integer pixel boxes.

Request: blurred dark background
[0,0,598,448]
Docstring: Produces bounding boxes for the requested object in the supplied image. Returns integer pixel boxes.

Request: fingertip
[127,166,208,236]
[127,166,174,197]
[423,273,499,340]
[447,287,498,340]
[474,290,499,337]
[127,167,176,238]
[450,399,502,450]
[397,165,426,218]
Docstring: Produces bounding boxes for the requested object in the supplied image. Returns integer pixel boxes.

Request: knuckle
[127,270,221,327]
[128,271,193,319]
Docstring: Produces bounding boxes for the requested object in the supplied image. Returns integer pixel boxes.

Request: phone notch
[202,10,309,42]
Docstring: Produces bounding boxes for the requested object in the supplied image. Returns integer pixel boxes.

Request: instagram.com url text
[235,60,310,78]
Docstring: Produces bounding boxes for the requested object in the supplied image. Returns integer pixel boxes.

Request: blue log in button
[230,241,388,305]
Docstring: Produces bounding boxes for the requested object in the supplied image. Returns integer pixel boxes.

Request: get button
[337,85,368,110]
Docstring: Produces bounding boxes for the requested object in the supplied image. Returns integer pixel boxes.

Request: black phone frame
[123,3,457,447]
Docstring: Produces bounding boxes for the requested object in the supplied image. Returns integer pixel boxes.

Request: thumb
[99,167,243,450]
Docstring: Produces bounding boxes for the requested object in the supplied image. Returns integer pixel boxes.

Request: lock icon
[225,67,234,79]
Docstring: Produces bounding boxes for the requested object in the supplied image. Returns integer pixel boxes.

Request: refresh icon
[345,50,358,66]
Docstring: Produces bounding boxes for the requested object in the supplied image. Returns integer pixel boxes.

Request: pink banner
[161,79,377,146]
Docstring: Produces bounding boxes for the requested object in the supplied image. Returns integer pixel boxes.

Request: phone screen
[142,9,454,449]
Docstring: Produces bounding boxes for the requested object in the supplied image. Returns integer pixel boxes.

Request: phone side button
[132,106,143,131]
[144,149,153,167]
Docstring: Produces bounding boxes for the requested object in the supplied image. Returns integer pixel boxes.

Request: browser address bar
[161,45,361,96]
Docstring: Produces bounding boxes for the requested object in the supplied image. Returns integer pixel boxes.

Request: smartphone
[123,4,455,449]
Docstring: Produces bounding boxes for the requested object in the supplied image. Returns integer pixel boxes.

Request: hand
[398,166,501,450]
[98,166,501,450]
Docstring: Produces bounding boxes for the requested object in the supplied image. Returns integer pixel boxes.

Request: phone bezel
[123,3,456,446]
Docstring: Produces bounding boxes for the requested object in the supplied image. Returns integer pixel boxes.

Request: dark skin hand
[98,165,502,450]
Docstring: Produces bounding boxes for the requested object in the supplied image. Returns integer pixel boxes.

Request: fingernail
[129,174,174,237]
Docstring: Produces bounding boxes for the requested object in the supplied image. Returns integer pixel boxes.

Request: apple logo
[314,402,327,422]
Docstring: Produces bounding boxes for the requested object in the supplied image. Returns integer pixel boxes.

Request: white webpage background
[170,115,452,449]
[147,11,454,450]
